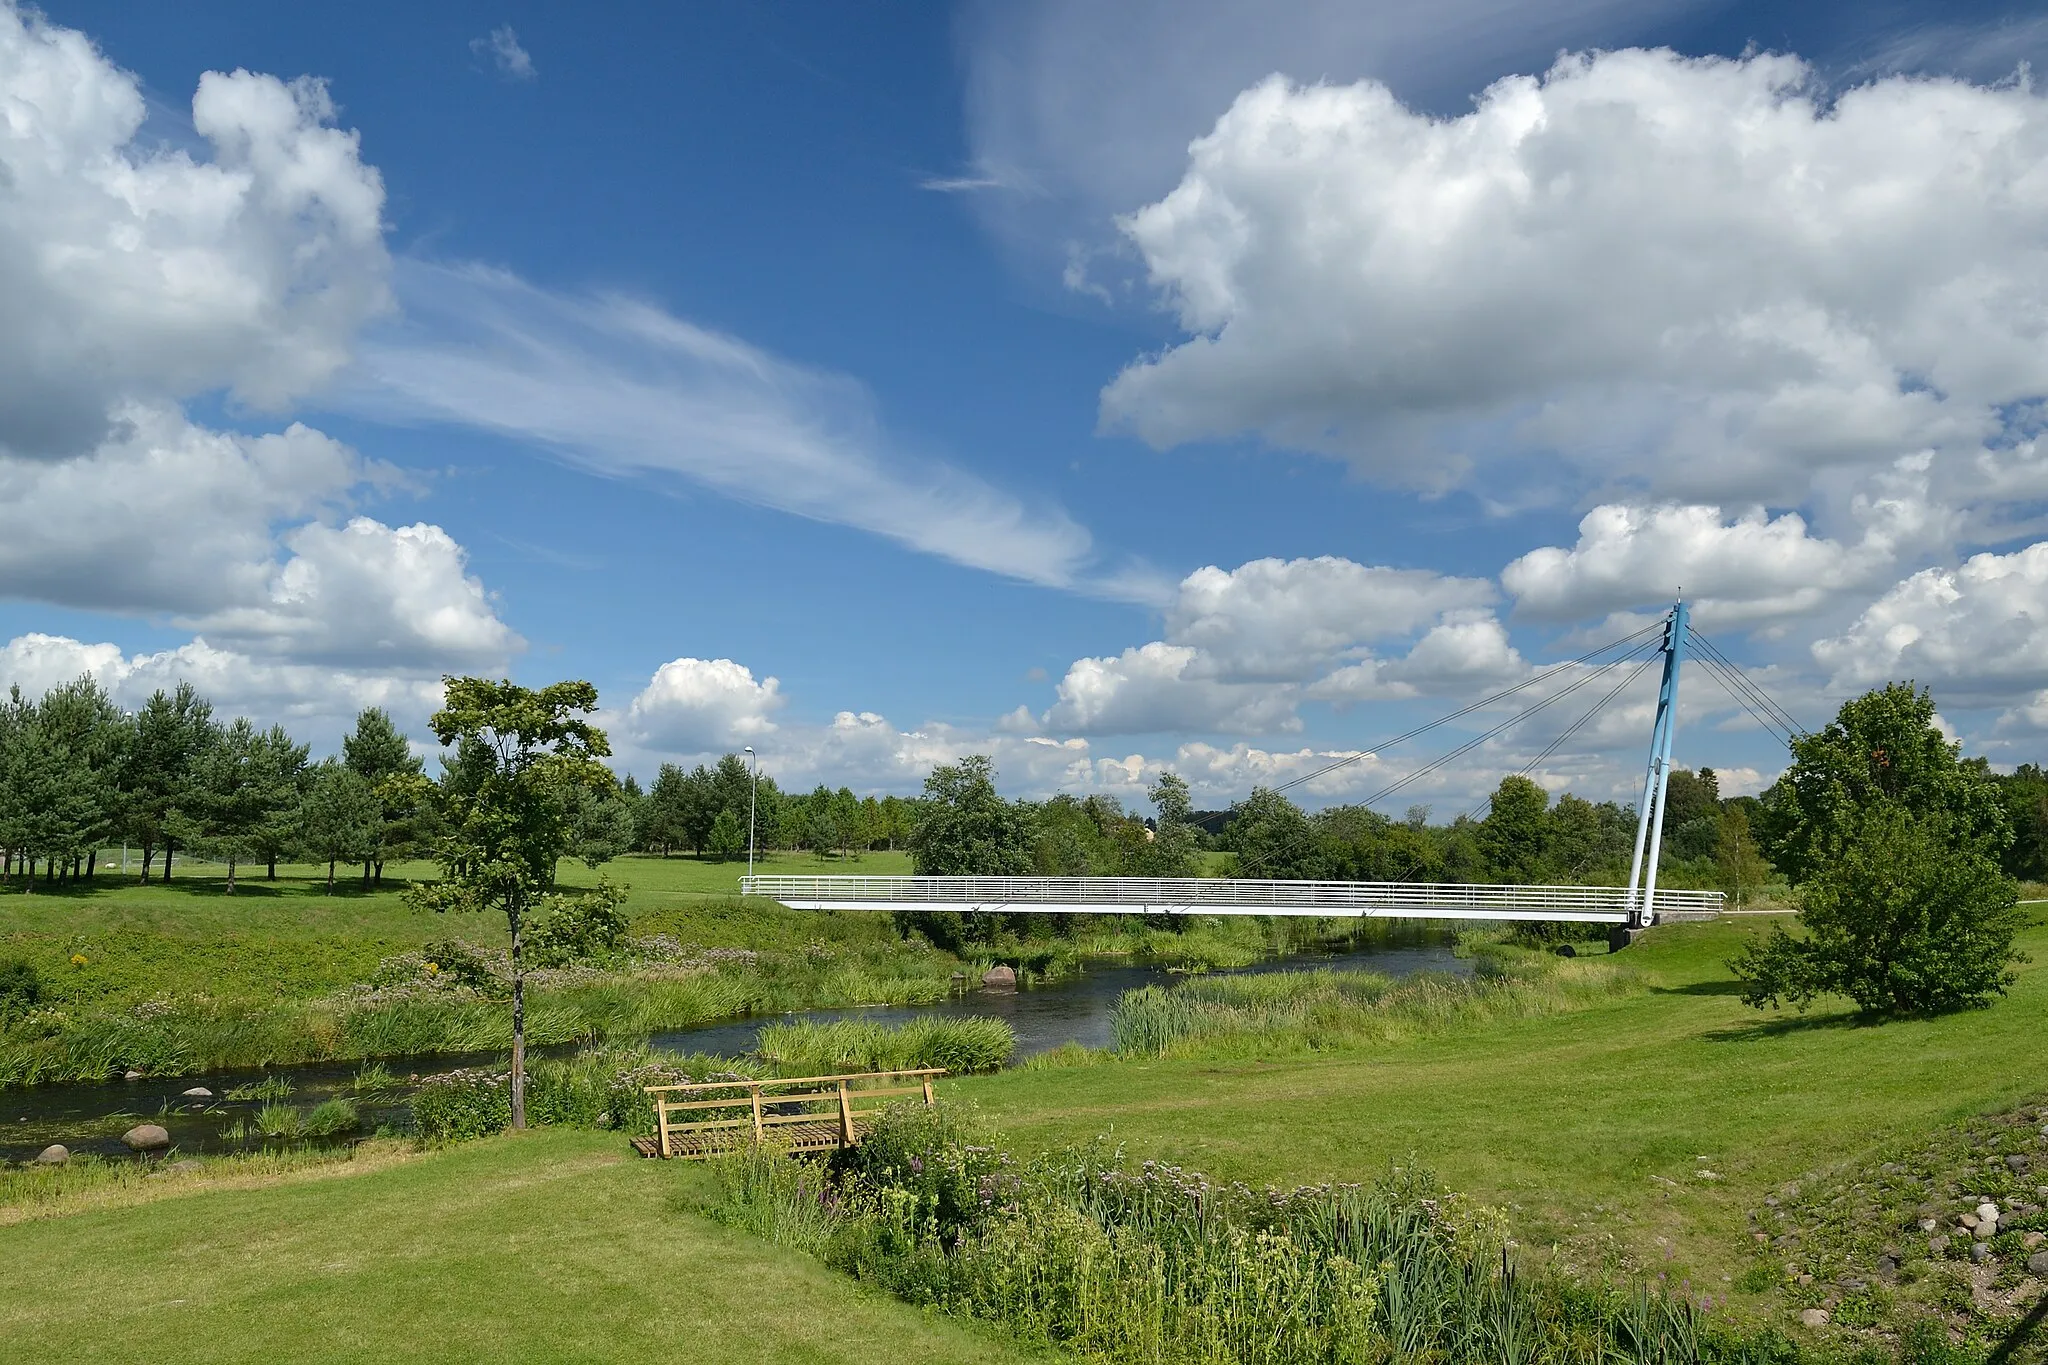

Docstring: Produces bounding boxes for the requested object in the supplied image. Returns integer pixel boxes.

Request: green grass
[0,1130,1039,1365]
[956,913,2048,1304]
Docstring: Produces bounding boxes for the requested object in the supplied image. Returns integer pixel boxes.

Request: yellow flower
[70,953,89,967]
[424,962,439,975]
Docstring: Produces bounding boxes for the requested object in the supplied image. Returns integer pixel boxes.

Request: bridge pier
[1608,924,1646,952]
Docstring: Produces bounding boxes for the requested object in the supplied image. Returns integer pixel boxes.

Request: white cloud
[1310,612,1529,702]
[1167,556,1493,681]
[1100,51,2048,509]
[1813,542,2048,705]
[953,0,1692,287]
[471,26,535,81]
[1043,642,1304,736]
[0,4,389,456]
[187,517,520,671]
[620,658,785,754]
[350,262,1139,599]
[0,632,445,739]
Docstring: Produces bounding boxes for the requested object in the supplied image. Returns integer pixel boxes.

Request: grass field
[0,1130,1038,1365]
[958,912,2048,1302]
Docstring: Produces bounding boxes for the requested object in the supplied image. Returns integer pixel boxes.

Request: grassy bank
[0,1129,1037,1365]
[955,914,2048,1340]
[0,850,1399,1088]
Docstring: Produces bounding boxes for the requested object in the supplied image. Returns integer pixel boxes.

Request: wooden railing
[633,1068,944,1160]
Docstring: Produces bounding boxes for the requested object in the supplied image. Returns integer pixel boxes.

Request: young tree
[298,760,383,894]
[344,708,425,886]
[1128,771,1200,877]
[1755,682,2008,881]
[126,683,213,881]
[907,756,1035,875]
[1222,787,1321,879]
[1731,802,2022,1015]
[1477,775,1550,882]
[180,717,267,892]
[1715,804,1773,909]
[406,678,613,1129]
[707,807,744,861]
[248,724,311,880]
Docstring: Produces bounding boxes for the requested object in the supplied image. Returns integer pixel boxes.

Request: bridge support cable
[1683,627,1807,745]
[1239,636,1661,877]
[1623,602,1690,928]
[1461,650,1664,822]
[1263,621,1668,800]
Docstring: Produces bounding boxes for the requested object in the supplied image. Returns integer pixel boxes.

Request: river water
[3,934,1465,1164]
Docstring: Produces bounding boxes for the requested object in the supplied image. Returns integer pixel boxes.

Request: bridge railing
[740,875,1723,922]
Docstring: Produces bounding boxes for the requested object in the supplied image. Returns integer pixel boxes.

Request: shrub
[411,1068,512,1141]
[0,959,42,1016]
[528,885,631,968]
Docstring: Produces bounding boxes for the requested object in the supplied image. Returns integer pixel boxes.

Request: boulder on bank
[34,1144,68,1164]
[981,964,1018,991]
[122,1124,171,1151]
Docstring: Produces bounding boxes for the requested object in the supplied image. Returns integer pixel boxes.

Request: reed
[1109,955,1639,1060]
[752,1016,1016,1075]
[707,1103,1782,1365]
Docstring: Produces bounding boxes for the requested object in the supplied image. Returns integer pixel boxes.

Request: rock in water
[123,1070,143,1081]
[121,1124,171,1151]
[981,964,1018,991]
[33,1144,68,1164]
[182,1086,213,1099]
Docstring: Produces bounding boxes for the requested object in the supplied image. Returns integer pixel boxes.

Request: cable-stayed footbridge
[743,601,1802,931]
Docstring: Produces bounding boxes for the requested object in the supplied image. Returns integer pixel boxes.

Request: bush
[411,1068,512,1141]
[303,1097,360,1138]
[0,959,41,1016]
[1733,802,2025,1015]
[527,882,630,968]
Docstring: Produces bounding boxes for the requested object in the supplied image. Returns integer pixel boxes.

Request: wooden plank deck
[630,1118,861,1160]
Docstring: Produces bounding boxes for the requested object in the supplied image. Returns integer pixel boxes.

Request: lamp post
[743,746,758,879]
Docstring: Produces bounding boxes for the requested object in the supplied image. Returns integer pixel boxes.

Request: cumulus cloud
[0,632,445,738]
[1167,557,1493,682]
[1100,51,2048,509]
[1813,542,2048,704]
[186,517,520,671]
[471,26,534,80]
[619,658,785,754]
[1310,612,1529,702]
[0,4,389,457]
[1043,642,1305,736]
[351,262,1138,599]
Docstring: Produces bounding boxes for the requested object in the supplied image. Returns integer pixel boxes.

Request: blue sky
[4,0,2048,811]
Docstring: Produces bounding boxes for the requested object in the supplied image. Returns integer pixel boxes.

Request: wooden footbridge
[634,1068,944,1159]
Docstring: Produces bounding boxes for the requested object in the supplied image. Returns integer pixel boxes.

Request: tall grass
[704,1103,1782,1365]
[0,944,966,1089]
[754,1016,1016,1075]
[1110,954,1639,1059]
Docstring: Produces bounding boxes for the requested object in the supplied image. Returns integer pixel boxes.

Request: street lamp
[743,746,758,880]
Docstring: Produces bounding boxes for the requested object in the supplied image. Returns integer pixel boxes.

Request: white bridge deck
[740,876,1723,924]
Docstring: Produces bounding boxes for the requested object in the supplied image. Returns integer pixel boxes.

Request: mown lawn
[0,1129,1038,1365]
[959,914,2048,1299]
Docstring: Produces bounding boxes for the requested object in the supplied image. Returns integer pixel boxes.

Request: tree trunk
[87,850,96,879]
[22,859,33,894]
[140,844,154,882]
[267,856,276,881]
[163,842,174,881]
[226,856,237,895]
[326,859,336,894]
[362,860,372,888]
[374,859,384,887]
[509,905,527,1130]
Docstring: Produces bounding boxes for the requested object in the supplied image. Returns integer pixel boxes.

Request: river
[3,933,1466,1164]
